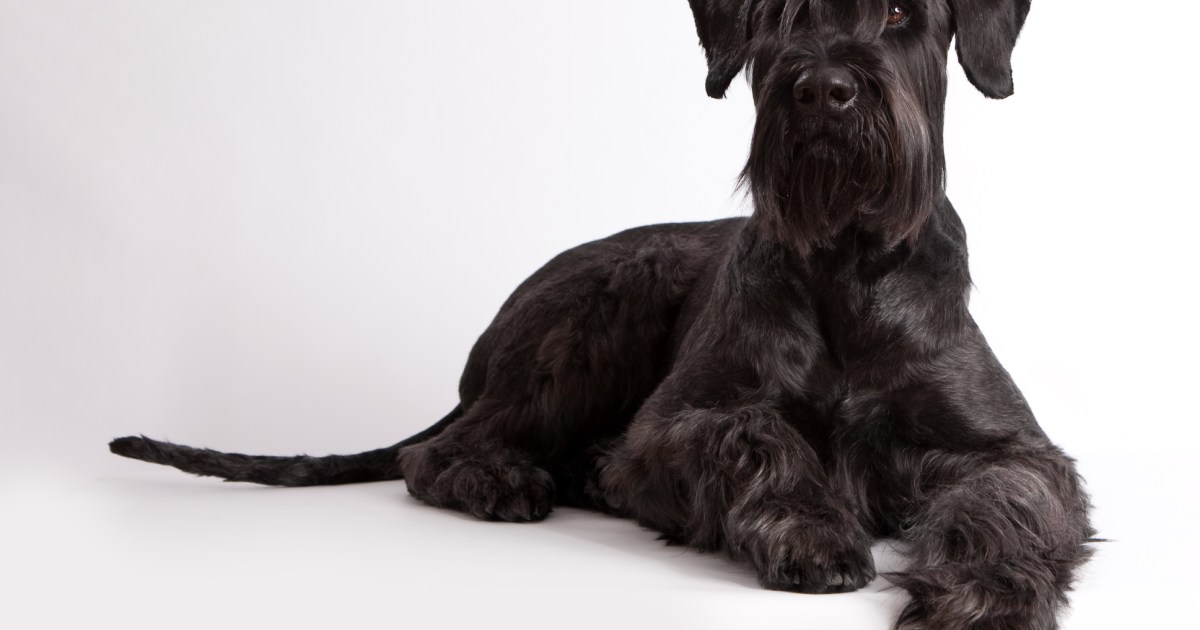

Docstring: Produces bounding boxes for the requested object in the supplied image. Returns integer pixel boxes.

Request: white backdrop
[2,1,1197,629]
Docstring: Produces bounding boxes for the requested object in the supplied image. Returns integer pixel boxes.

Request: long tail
[108,405,463,487]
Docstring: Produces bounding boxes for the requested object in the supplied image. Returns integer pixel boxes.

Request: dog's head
[688,0,1030,252]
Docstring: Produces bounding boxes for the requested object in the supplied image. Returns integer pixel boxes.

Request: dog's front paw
[886,562,1061,630]
[760,538,876,594]
[732,513,876,594]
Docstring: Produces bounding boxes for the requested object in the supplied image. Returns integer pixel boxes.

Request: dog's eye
[887,2,910,26]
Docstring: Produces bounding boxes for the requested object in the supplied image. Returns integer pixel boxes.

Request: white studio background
[1,1,1196,629]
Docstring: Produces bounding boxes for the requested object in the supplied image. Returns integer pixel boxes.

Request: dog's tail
[108,405,463,487]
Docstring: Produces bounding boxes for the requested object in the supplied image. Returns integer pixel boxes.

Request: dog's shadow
[110,473,910,595]
[401,490,907,598]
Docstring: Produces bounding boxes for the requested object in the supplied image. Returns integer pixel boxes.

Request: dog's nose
[793,65,858,114]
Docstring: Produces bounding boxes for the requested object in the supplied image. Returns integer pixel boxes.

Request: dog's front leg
[598,401,875,594]
[887,445,1094,630]
[837,321,1094,626]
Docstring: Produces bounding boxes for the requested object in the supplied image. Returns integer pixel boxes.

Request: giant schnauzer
[111,1,1095,627]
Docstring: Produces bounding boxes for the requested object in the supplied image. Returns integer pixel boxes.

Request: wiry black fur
[110,1,1093,628]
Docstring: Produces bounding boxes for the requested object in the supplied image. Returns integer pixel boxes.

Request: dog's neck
[742,212,911,287]
[723,198,968,383]
[737,194,964,315]
[748,186,947,261]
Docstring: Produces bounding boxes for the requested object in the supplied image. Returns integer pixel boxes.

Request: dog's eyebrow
[808,0,889,40]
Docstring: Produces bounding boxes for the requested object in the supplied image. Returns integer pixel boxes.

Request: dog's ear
[948,0,1031,99]
[688,0,755,99]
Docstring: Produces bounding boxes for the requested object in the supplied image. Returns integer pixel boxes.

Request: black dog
[111,1,1094,627]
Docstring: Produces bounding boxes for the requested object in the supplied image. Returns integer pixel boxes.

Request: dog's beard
[786,115,889,241]
[742,65,942,255]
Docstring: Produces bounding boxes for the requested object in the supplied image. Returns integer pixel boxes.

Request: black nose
[793,65,858,114]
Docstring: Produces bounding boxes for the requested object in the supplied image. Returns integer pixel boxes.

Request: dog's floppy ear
[688,0,755,99]
[948,0,1031,99]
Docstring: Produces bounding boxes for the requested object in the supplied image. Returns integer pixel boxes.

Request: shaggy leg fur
[889,449,1094,629]
[599,403,875,593]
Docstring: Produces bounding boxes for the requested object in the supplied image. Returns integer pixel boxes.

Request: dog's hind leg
[889,448,1094,630]
[598,403,876,593]
[396,224,738,522]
